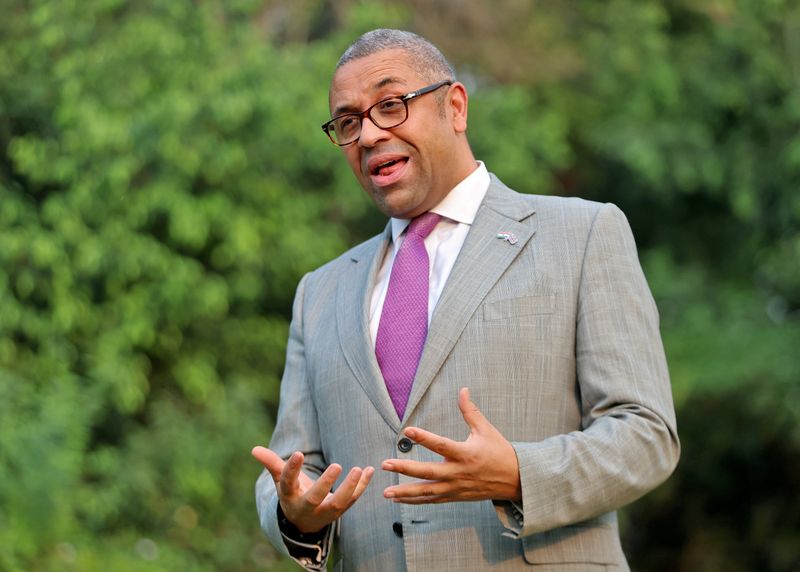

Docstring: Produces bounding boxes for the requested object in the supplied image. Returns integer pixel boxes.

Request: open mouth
[366,153,411,187]
[371,157,409,177]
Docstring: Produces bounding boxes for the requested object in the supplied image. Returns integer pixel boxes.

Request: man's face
[329,49,466,219]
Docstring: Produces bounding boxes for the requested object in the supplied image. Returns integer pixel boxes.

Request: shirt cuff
[277,504,334,571]
[493,499,525,539]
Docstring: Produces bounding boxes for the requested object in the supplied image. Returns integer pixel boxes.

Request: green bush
[1,1,798,569]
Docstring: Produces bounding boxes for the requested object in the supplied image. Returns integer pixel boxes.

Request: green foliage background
[0,1,798,570]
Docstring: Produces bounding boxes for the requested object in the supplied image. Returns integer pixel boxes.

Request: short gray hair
[336,29,456,83]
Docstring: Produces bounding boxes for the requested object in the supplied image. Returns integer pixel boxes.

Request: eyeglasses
[321,80,453,146]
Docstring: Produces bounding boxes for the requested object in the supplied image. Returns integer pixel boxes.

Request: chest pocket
[482,293,555,321]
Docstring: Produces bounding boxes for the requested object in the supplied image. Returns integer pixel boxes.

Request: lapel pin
[496,232,518,245]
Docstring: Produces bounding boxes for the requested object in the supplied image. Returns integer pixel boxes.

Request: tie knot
[407,212,441,239]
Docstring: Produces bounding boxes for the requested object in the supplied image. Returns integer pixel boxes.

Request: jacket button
[393,521,403,537]
[397,437,413,453]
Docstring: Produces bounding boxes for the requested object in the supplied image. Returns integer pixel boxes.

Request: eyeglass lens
[332,98,407,145]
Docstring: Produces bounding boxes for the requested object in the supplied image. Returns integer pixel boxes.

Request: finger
[304,463,343,506]
[251,446,286,483]
[279,451,305,496]
[458,387,489,432]
[383,479,452,500]
[323,466,364,511]
[390,495,452,505]
[381,459,453,481]
[387,484,487,504]
[351,466,375,501]
[401,427,463,459]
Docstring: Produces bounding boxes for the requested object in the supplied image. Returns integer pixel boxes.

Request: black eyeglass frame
[321,80,454,146]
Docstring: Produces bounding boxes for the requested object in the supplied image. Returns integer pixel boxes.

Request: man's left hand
[381,387,522,504]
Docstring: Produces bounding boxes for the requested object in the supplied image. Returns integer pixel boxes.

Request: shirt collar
[390,161,490,242]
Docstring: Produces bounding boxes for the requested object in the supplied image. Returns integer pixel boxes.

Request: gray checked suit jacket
[256,175,680,571]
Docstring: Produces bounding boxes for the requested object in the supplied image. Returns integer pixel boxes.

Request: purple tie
[376,212,442,419]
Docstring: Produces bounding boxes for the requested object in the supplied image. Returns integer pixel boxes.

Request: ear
[447,82,469,133]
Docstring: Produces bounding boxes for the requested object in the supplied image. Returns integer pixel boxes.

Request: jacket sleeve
[255,272,335,570]
[498,202,680,538]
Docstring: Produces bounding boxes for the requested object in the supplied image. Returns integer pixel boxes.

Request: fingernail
[381,462,393,470]
[404,429,416,439]
[384,490,395,499]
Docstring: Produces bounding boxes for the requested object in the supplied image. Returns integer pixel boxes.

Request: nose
[357,116,391,147]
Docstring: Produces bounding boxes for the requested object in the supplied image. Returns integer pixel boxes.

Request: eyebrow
[332,76,408,117]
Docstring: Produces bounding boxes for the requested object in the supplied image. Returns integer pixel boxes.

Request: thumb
[252,446,286,482]
[458,387,488,432]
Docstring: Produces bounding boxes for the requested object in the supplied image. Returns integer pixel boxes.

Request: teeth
[371,157,407,175]
[374,159,399,175]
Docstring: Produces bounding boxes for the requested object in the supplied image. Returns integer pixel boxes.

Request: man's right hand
[252,446,374,533]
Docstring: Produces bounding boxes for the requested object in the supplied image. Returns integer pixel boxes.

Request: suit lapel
[403,177,538,422]
[336,224,404,432]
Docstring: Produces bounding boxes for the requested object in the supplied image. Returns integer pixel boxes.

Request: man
[253,28,679,571]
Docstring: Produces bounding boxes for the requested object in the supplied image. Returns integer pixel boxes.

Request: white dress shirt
[369,161,490,346]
